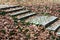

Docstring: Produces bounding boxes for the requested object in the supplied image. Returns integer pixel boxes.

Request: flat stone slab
[0,5,20,9]
[0,5,10,8]
[56,32,60,36]
[0,5,19,8]
[26,16,58,26]
[56,28,60,36]
[4,7,24,12]
[16,12,36,19]
[10,10,30,16]
[46,20,60,31]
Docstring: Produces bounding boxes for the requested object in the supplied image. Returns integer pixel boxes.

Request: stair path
[0,5,60,36]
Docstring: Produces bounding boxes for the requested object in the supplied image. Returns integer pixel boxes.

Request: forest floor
[0,4,60,40]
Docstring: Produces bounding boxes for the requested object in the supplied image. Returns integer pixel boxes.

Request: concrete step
[4,7,25,13]
[16,12,36,19]
[56,28,60,36]
[9,10,30,16]
[46,20,60,31]
[0,5,20,10]
[25,16,58,27]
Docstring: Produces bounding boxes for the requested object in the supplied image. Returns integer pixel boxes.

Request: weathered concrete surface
[4,7,24,12]
[10,10,30,16]
[26,16,58,26]
[46,20,60,31]
[17,12,36,19]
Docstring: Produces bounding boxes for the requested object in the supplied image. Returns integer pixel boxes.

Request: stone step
[0,5,20,10]
[25,16,58,27]
[16,12,36,19]
[9,10,30,16]
[46,20,60,31]
[7,5,20,8]
[56,28,60,36]
[4,7,25,13]
[56,32,60,36]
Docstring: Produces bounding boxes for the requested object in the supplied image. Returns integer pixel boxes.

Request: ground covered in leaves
[26,4,60,17]
[0,4,60,40]
[0,15,59,40]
